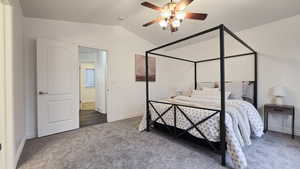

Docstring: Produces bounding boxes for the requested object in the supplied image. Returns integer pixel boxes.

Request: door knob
[39,91,48,95]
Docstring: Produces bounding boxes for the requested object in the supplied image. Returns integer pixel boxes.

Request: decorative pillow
[215,81,254,102]
[242,81,254,98]
[242,81,254,103]
[225,82,243,100]
[215,81,244,100]
[182,89,193,97]
[202,87,219,92]
[197,82,217,90]
[191,89,203,96]
[191,90,231,100]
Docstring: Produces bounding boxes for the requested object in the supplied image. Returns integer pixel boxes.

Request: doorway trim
[1,0,17,168]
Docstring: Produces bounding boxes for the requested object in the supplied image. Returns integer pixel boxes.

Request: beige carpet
[18,117,300,169]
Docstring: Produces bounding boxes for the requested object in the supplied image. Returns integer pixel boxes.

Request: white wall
[169,15,300,135]
[24,17,183,138]
[4,0,26,168]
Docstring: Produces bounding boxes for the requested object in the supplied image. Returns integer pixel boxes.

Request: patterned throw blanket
[139,96,264,169]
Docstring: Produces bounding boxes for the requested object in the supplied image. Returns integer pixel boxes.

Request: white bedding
[139,96,264,169]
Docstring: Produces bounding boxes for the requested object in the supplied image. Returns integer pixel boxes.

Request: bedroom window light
[85,69,96,88]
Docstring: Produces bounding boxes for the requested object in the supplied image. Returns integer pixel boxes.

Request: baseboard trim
[108,112,143,123]
[26,112,144,138]
[26,131,36,139]
[14,137,26,169]
[269,125,300,136]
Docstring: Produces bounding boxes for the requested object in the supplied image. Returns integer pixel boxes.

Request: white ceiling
[20,0,300,45]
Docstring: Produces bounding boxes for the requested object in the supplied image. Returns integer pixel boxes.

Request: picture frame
[135,54,156,82]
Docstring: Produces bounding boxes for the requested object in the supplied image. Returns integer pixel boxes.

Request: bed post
[145,51,150,131]
[194,62,197,90]
[219,24,226,166]
[254,52,258,108]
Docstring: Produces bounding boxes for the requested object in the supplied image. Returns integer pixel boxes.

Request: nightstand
[264,104,295,139]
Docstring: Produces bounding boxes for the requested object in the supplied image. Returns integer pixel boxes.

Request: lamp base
[275,97,284,105]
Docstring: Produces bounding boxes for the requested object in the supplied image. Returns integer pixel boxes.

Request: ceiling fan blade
[176,0,194,10]
[142,18,162,27]
[141,2,162,11]
[185,12,207,20]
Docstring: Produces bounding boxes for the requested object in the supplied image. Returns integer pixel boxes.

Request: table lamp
[273,86,285,105]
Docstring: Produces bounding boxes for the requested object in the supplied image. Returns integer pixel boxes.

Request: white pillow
[197,82,216,90]
[182,89,193,97]
[192,89,201,96]
[174,95,190,101]
[192,88,219,96]
[202,87,219,92]
[225,82,243,100]
[192,90,231,100]
[216,81,249,100]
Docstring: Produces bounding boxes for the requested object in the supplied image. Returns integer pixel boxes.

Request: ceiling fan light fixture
[172,19,181,28]
[141,0,207,33]
[175,11,186,21]
[159,20,168,28]
[161,10,172,18]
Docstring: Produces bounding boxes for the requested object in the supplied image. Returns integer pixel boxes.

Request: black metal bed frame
[145,24,257,167]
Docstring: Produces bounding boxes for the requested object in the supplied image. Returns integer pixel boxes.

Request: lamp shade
[273,86,285,97]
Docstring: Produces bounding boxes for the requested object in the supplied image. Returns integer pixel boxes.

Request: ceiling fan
[141,0,207,32]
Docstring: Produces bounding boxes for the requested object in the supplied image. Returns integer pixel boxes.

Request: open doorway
[79,46,108,127]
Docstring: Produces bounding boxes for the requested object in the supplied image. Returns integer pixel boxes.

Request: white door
[37,39,79,137]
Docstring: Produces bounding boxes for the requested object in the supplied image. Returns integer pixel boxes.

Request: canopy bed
[140,24,263,169]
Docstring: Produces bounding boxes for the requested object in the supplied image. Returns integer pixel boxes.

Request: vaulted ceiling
[20,0,300,45]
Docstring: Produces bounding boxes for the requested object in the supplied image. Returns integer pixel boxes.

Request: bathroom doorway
[79,46,108,127]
